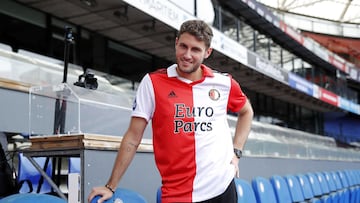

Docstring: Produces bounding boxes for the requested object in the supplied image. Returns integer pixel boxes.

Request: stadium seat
[330,171,343,190]
[306,173,323,196]
[234,178,257,203]
[306,173,331,203]
[337,170,350,188]
[252,176,277,203]
[337,170,355,202]
[90,188,147,203]
[68,157,80,174]
[0,193,66,203]
[330,171,350,203]
[284,174,305,202]
[343,170,360,203]
[322,171,337,192]
[296,174,321,202]
[269,175,292,203]
[315,172,340,203]
[17,153,52,194]
[314,172,331,194]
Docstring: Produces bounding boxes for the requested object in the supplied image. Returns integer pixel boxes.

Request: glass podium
[29,83,135,137]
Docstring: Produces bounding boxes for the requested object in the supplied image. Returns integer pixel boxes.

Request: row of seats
[10,154,360,203]
[236,170,360,203]
[155,170,360,203]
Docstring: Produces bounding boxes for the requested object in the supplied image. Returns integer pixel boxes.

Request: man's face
[175,33,212,75]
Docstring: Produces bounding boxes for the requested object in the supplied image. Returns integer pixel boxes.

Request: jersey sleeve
[227,76,247,113]
[131,74,155,122]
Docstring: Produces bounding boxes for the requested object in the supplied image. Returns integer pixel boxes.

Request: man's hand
[87,186,113,203]
[231,156,240,178]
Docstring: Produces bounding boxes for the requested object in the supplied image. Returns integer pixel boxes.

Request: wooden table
[23,134,153,202]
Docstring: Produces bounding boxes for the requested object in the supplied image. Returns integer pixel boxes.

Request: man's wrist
[105,184,115,194]
[233,148,242,159]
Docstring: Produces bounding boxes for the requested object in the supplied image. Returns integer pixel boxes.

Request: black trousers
[196,179,238,203]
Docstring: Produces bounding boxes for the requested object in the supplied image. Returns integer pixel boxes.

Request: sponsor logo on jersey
[173,103,213,133]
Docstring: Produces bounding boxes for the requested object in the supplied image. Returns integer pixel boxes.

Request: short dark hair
[177,20,213,48]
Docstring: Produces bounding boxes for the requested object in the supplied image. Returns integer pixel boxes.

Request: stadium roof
[257,0,360,24]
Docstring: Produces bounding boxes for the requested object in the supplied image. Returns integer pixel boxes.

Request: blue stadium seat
[17,153,52,194]
[0,193,66,203]
[296,174,320,202]
[269,175,292,203]
[331,171,350,203]
[90,188,147,203]
[314,172,331,194]
[353,170,360,203]
[330,171,343,190]
[337,170,350,188]
[306,173,331,203]
[343,170,360,203]
[68,157,80,174]
[315,172,340,203]
[322,171,337,192]
[337,170,355,203]
[284,174,305,202]
[306,173,323,197]
[351,170,360,202]
[252,176,277,203]
[234,178,257,203]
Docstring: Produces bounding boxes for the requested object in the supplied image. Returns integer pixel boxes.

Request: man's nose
[183,49,192,58]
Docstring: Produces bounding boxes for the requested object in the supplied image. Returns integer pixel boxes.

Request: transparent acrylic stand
[29,83,134,137]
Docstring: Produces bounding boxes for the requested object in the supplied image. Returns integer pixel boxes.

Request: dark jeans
[196,179,238,203]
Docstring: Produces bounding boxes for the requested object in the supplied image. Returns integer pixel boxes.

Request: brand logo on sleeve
[132,98,137,110]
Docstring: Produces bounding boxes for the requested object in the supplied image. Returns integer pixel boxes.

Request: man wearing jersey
[88,20,253,203]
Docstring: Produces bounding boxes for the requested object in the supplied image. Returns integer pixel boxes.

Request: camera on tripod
[74,70,98,90]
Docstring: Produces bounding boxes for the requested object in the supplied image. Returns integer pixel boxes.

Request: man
[88,19,253,203]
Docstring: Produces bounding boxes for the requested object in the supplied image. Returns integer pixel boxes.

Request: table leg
[24,155,67,200]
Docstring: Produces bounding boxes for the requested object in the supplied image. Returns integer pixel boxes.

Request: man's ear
[204,47,213,59]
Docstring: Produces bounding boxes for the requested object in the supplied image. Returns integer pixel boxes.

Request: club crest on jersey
[209,89,220,101]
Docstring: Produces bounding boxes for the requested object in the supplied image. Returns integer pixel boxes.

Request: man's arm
[87,116,148,203]
[233,99,253,150]
[231,99,253,177]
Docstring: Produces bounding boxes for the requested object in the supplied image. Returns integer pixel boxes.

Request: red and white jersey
[132,64,247,202]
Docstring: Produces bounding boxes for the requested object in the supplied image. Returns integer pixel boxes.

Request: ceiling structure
[254,0,360,89]
[256,0,360,24]
[14,0,342,113]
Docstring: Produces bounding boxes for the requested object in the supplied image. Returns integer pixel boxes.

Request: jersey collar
[167,64,214,78]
